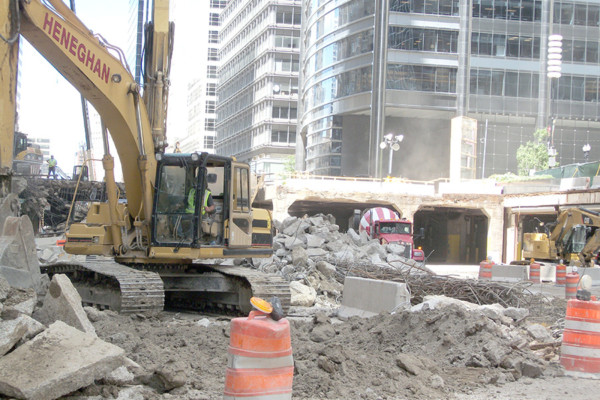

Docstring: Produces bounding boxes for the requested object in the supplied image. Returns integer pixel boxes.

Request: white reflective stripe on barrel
[224,393,292,400]
[561,344,600,359]
[565,319,600,333]
[227,353,294,370]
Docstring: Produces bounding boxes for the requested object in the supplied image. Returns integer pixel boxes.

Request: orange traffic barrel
[529,262,541,283]
[566,273,579,299]
[478,260,492,281]
[555,264,567,286]
[224,310,293,399]
[56,239,66,247]
[560,299,600,378]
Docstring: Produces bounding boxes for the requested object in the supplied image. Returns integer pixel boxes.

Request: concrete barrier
[338,277,410,318]
[491,264,528,283]
[577,268,600,287]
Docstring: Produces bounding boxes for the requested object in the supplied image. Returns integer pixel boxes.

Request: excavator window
[154,164,197,244]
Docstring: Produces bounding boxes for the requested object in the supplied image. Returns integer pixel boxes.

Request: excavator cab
[153,153,218,246]
[151,152,253,249]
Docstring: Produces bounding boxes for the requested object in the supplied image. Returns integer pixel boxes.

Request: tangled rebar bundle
[335,260,537,308]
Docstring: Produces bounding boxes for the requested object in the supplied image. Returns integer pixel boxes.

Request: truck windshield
[379,222,411,235]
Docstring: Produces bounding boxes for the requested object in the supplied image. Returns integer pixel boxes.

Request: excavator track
[43,260,291,315]
[42,260,165,313]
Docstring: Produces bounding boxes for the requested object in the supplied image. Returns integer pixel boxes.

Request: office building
[216,0,301,175]
[299,0,600,179]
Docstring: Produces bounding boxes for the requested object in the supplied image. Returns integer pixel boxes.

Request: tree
[516,128,554,176]
[283,155,296,175]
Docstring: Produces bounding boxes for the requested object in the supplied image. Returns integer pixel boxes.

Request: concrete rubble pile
[252,214,431,309]
[291,296,563,399]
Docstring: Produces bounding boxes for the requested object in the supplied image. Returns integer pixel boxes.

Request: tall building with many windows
[217,0,301,175]
[299,0,600,179]
[174,0,223,153]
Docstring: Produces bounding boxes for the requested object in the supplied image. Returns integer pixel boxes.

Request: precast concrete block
[577,267,600,286]
[338,277,410,318]
[491,264,528,283]
[0,321,125,400]
[540,263,556,282]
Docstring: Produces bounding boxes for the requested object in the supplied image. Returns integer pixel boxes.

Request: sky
[17,0,203,178]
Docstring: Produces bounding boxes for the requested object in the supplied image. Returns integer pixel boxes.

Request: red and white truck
[355,207,424,261]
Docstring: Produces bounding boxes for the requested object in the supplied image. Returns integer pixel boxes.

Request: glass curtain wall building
[299,0,600,179]
[216,0,301,175]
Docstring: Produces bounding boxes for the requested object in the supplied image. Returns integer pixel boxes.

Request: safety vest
[48,158,57,167]
[186,188,211,215]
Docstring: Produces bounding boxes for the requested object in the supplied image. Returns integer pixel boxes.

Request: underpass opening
[286,199,404,232]
[414,207,488,265]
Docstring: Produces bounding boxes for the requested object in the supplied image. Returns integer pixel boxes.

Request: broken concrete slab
[0,316,28,356]
[338,277,410,318]
[306,248,327,258]
[0,275,9,301]
[0,216,41,290]
[290,281,316,307]
[284,236,304,250]
[2,287,36,316]
[17,314,45,342]
[33,274,96,336]
[316,261,336,279]
[0,321,125,400]
[292,246,308,267]
[305,233,325,248]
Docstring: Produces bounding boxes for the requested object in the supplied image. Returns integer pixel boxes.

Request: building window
[276,10,301,25]
[210,0,226,8]
[204,135,215,149]
[205,118,216,131]
[205,101,216,114]
[272,106,298,119]
[389,27,458,53]
[206,83,217,96]
[271,130,296,144]
[207,65,217,79]
[209,13,219,26]
[207,48,219,61]
[275,33,300,49]
[274,56,299,72]
[208,30,219,44]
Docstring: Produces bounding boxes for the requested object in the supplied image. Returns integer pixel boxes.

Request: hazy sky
[17,0,202,177]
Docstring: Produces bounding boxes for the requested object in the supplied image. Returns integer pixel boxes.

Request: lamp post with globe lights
[583,144,591,163]
[379,133,404,177]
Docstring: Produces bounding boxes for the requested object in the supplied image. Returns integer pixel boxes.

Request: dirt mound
[79,295,562,400]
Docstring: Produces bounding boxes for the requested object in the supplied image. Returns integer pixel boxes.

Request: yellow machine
[522,208,600,267]
[4,0,288,313]
[13,132,43,176]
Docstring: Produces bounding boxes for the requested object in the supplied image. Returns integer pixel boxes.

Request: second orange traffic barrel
[565,273,579,299]
[529,262,540,283]
[555,264,567,286]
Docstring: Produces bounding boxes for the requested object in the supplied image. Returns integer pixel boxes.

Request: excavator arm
[0,1,19,196]
[16,0,157,223]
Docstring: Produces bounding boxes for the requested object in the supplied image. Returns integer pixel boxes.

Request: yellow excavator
[521,207,600,268]
[2,0,289,313]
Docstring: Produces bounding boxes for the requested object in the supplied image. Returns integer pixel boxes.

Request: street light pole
[379,133,404,177]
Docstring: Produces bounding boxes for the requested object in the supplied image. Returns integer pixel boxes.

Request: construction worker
[186,183,215,215]
[47,155,57,179]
